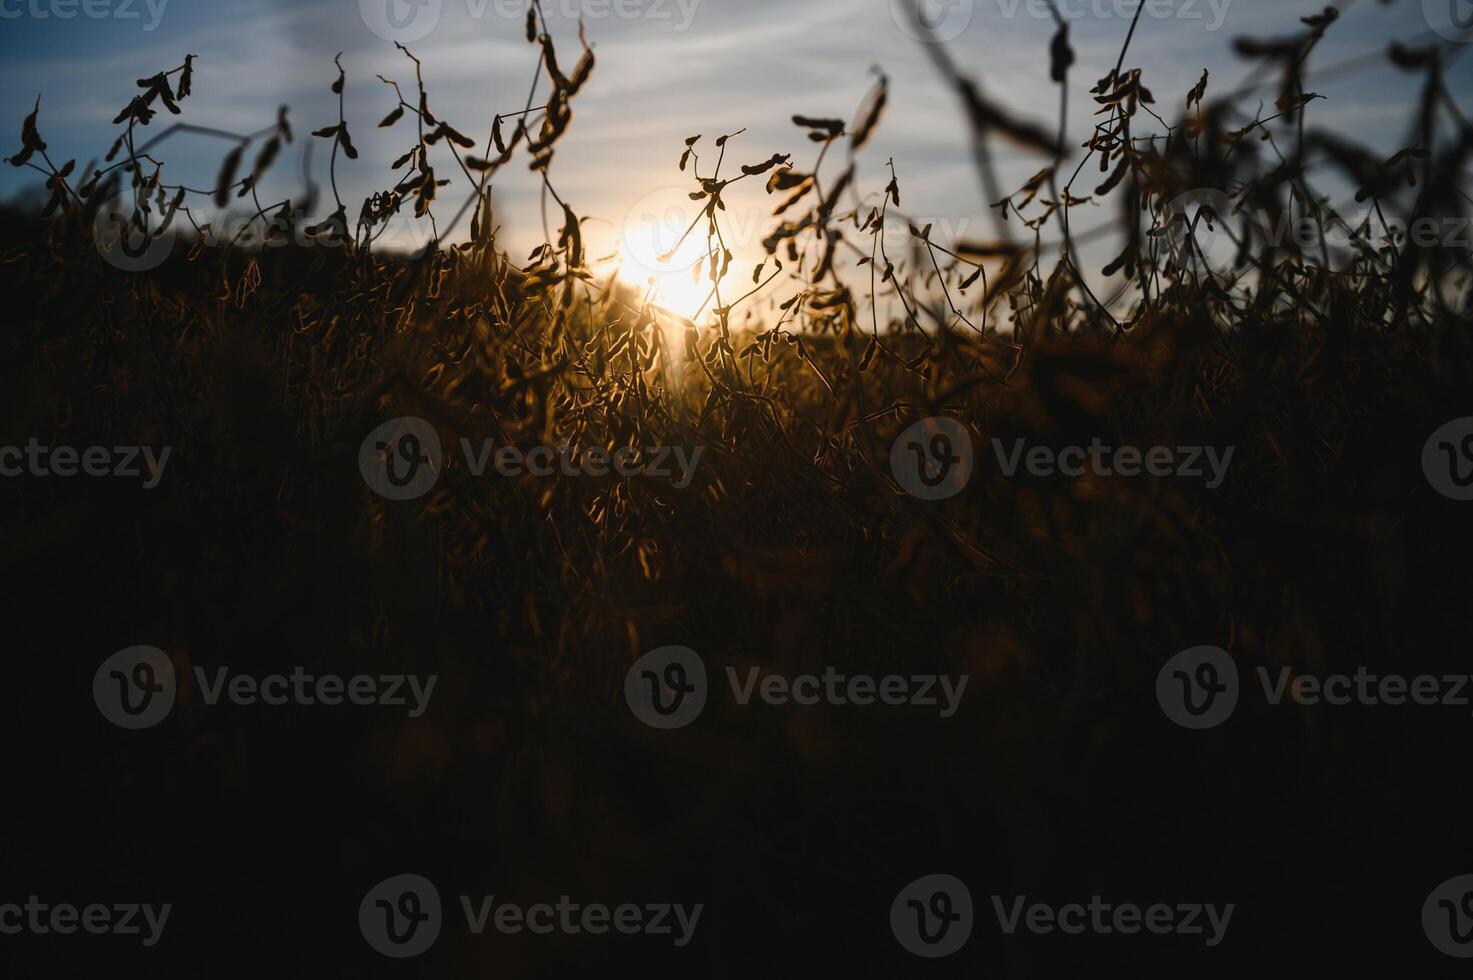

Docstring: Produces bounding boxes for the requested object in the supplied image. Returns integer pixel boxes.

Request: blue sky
[1,0,1467,310]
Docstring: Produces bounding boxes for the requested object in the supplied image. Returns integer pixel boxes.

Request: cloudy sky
[2,0,1467,312]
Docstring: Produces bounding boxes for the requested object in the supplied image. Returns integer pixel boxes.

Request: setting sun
[634,264,714,323]
[611,187,722,322]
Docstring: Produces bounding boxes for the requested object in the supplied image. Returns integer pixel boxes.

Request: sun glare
[603,248,713,324]
[643,267,715,323]
[611,188,728,323]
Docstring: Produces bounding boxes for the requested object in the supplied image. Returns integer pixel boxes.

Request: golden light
[642,265,715,323]
[614,187,723,323]
[596,253,713,325]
